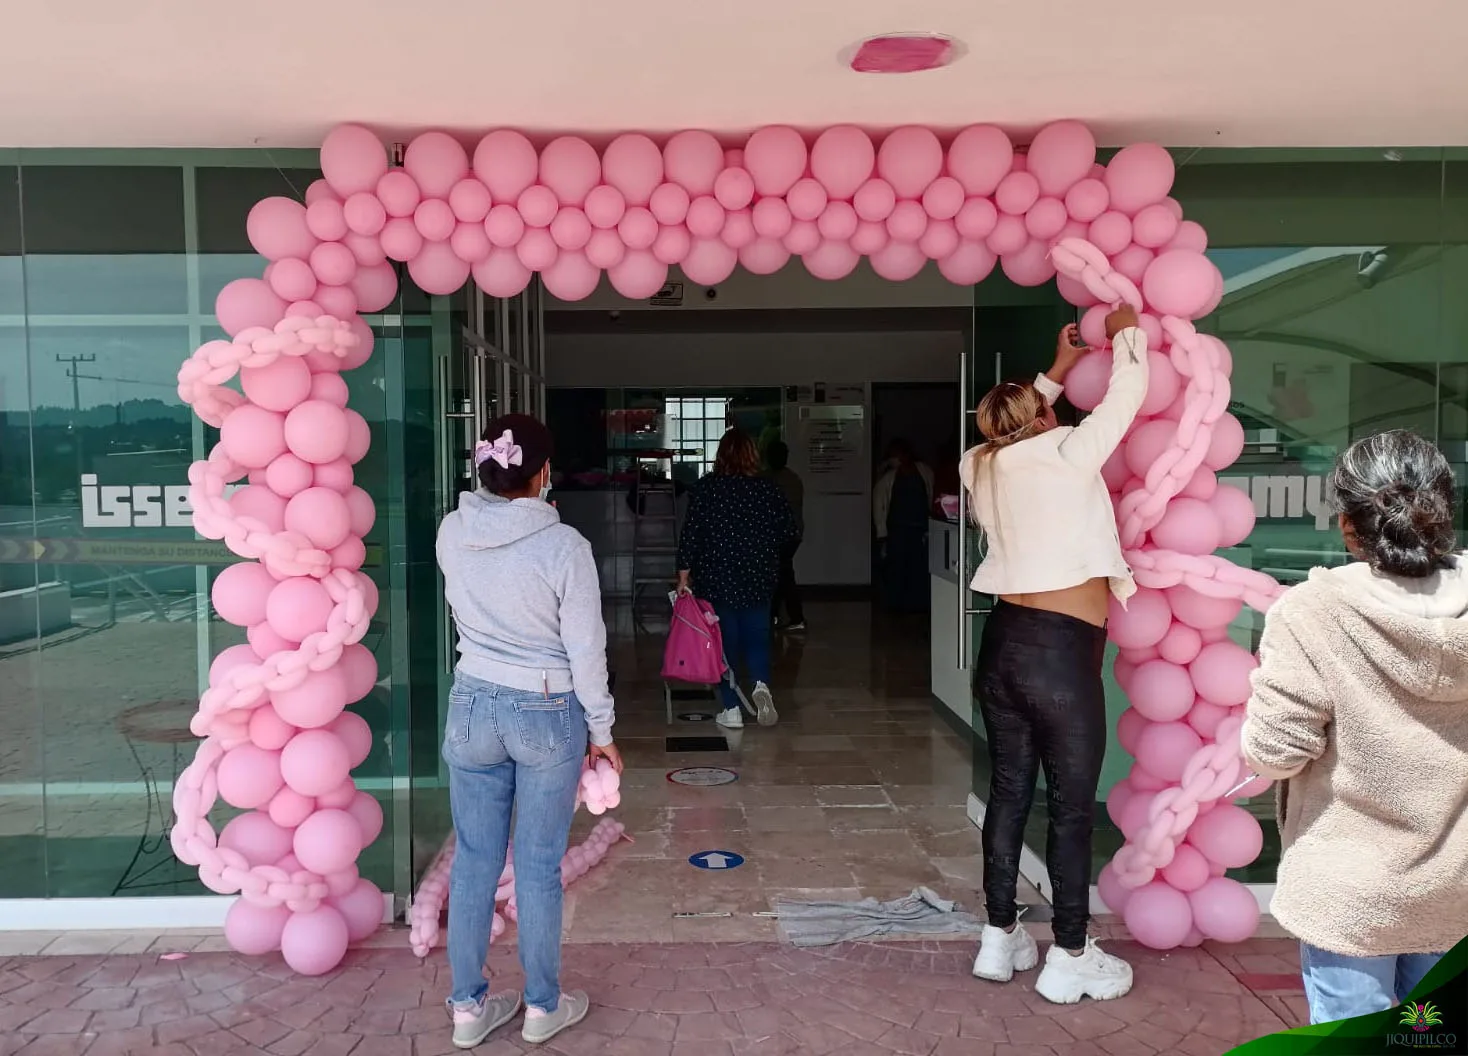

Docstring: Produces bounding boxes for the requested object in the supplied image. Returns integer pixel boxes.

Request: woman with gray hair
[1242,429,1468,1025]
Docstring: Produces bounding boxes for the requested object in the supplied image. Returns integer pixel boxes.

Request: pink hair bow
[474,430,523,469]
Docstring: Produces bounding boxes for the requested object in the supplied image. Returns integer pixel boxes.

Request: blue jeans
[443,672,587,1013]
[713,602,771,711]
[1299,943,1445,1025]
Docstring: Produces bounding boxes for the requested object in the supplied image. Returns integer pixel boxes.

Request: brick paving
[0,935,1303,1055]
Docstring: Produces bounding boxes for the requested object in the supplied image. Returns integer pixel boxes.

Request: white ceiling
[4,0,1465,148]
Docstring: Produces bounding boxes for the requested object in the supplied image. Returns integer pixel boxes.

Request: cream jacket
[959,327,1148,604]
[1242,558,1468,957]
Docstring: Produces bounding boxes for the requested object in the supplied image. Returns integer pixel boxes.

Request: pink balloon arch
[172,119,1285,974]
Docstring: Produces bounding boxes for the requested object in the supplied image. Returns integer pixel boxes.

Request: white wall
[546,330,963,388]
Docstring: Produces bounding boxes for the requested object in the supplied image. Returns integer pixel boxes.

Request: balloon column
[171,119,1285,972]
[408,760,625,957]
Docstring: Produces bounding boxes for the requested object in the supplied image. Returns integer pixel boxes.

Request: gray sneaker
[449,990,521,1049]
[521,990,590,1045]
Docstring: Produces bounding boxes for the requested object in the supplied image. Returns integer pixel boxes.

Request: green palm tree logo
[1400,1001,1443,1033]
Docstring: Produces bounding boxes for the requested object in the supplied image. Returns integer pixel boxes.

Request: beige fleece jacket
[1241,558,1468,956]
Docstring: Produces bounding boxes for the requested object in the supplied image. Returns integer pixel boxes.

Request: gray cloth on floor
[773,887,988,947]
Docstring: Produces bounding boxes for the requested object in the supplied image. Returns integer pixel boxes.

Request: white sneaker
[1034,938,1133,1004]
[716,707,744,729]
[752,682,778,726]
[971,923,1038,982]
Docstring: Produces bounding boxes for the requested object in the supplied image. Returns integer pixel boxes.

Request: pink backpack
[661,594,728,684]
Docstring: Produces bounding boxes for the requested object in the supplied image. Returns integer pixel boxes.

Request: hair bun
[1330,430,1456,578]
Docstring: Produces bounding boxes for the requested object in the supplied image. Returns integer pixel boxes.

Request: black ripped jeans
[974,600,1108,950]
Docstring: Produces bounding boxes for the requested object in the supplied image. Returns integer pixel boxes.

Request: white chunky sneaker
[971,922,1039,982]
[716,707,744,729]
[752,682,778,726]
[1034,938,1133,1004]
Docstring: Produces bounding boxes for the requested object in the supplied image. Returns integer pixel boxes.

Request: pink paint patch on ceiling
[849,34,958,74]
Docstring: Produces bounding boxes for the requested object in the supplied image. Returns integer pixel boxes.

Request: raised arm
[1055,309,1149,475]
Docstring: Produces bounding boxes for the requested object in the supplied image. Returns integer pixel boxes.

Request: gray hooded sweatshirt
[436,490,614,746]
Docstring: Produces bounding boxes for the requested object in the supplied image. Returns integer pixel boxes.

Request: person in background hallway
[964,311,1146,1004]
[678,428,797,730]
[765,440,806,632]
[1242,430,1468,1025]
[436,414,622,1049]
[873,438,934,612]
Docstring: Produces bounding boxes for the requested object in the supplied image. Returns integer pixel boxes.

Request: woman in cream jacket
[1243,429,1468,1025]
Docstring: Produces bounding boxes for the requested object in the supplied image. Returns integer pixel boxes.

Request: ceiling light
[846,33,962,74]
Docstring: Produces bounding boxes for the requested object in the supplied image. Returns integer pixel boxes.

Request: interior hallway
[560,597,1046,943]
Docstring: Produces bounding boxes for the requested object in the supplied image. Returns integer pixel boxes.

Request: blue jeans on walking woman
[713,601,772,711]
[443,672,587,1014]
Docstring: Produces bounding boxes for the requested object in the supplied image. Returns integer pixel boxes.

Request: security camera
[1357,249,1390,289]
[704,287,718,300]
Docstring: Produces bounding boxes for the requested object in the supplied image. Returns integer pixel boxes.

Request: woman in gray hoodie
[1243,430,1468,1025]
[435,414,620,1049]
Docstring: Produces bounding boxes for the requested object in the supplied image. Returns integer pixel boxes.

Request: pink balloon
[474,129,539,203]
[217,744,283,809]
[850,220,889,256]
[886,200,927,243]
[1097,861,1134,915]
[1088,211,1133,256]
[221,405,288,469]
[1124,881,1194,950]
[376,170,422,218]
[853,178,897,224]
[330,878,384,942]
[1107,780,1134,828]
[804,126,872,202]
[541,250,601,302]
[1027,120,1097,196]
[1124,419,1178,479]
[1061,350,1110,412]
[1209,484,1256,547]
[1189,877,1260,943]
[267,258,318,303]
[282,731,353,800]
[743,126,808,197]
[220,811,295,867]
[250,705,297,752]
[1187,698,1230,739]
[682,238,738,285]
[240,359,311,419]
[1133,351,1179,419]
[1116,708,1148,758]
[305,199,349,244]
[778,219,817,256]
[1205,413,1246,471]
[1133,202,1180,249]
[651,224,690,266]
[1169,220,1209,254]
[280,905,350,977]
[918,219,959,261]
[412,199,456,244]
[585,229,626,269]
[877,127,943,199]
[1113,244,1156,285]
[1000,240,1056,286]
[1143,251,1223,319]
[309,242,357,288]
[1135,721,1203,783]
[946,125,1014,196]
[607,249,668,299]
[538,136,601,206]
[869,241,926,282]
[408,240,471,296]
[955,197,998,241]
[722,209,756,249]
[1117,790,1159,841]
[344,232,387,267]
[216,278,286,336]
[266,577,334,643]
[549,206,594,251]
[379,217,424,262]
[1190,640,1258,707]
[1129,659,1196,722]
[350,260,398,313]
[313,284,357,319]
[1109,587,1172,650]
[937,241,997,285]
[1024,197,1068,241]
[782,178,824,223]
[1180,466,1217,502]
[1167,585,1242,631]
[331,537,366,571]
[448,178,492,223]
[713,165,757,211]
[285,400,349,465]
[1105,143,1176,215]
[994,171,1040,216]
[1151,497,1222,556]
[601,133,663,205]
[211,643,261,686]
[1064,178,1110,223]
[739,238,791,276]
[584,185,627,229]
[329,710,374,768]
[1162,844,1212,893]
[321,125,389,198]
[225,899,292,956]
[283,487,352,551]
[1189,804,1264,869]
[248,622,294,659]
[617,206,659,250]
[247,198,317,262]
[517,185,559,229]
[343,485,375,536]
[316,779,358,811]
[686,196,725,239]
[1129,765,1170,793]
[343,193,387,237]
[648,183,691,227]
[212,562,275,628]
[342,319,375,373]
[404,132,469,199]
[1158,622,1204,665]
[663,130,723,196]
[484,204,526,249]
[921,177,964,222]
[1231,774,1272,800]
[802,240,859,281]
[985,215,1028,256]
[347,791,384,845]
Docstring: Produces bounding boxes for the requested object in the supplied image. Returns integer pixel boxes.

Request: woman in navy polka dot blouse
[677,429,798,730]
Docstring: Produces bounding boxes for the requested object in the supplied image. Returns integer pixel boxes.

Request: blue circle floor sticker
[688,850,745,871]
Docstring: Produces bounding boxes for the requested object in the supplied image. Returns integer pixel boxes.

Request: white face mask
[538,467,552,503]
